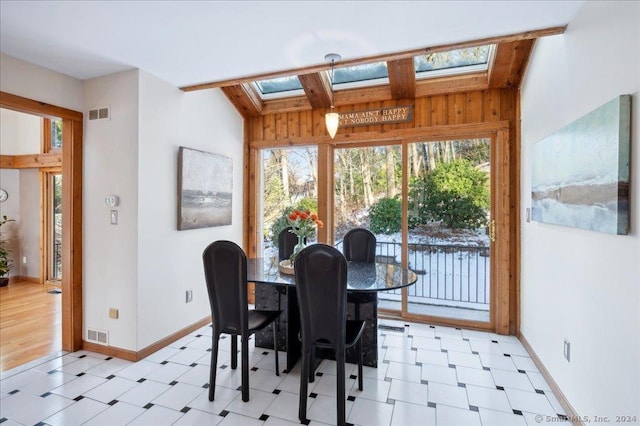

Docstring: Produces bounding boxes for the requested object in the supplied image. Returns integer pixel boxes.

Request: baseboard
[82,341,138,361]
[81,315,212,362]
[518,332,581,425]
[136,316,212,360]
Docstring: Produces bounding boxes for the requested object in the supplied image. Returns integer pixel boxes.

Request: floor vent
[87,328,109,345]
[88,106,110,121]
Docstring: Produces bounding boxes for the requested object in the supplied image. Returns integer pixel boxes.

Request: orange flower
[286,209,323,240]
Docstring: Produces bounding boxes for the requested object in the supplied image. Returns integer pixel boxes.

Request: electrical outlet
[563,339,570,362]
[22,256,27,264]
[186,290,193,303]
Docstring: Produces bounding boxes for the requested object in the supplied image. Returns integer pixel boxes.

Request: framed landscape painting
[178,147,232,230]
[531,95,631,235]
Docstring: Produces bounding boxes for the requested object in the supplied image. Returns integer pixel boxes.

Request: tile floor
[0,319,569,425]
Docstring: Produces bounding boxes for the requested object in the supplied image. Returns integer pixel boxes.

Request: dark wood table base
[254,283,378,369]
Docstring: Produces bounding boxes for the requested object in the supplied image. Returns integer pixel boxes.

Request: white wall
[83,70,141,350]
[136,71,244,348]
[520,0,639,418]
[19,169,39,278]
[0,53,83,112]
[0,108,41,154]
[1,54,245,353]
[0,109,42,278]
[0,169,20,277]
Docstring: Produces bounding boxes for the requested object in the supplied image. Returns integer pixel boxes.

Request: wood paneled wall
[247,88,514,143]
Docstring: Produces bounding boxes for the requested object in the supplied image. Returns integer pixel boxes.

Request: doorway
[0,91,83,364]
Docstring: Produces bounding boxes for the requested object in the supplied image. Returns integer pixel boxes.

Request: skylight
[414,45,493,78]
[254,76,304,98]
[251,45,494,100]
[331,61,389,90]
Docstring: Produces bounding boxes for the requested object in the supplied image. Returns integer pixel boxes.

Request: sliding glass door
[333,138,492,324]
[405,139,491,322]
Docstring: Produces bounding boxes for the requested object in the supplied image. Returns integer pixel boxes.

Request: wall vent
[87,328,109,345]
[88,106,110,121]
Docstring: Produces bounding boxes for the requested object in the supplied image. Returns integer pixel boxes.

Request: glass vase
[291,235,306,264]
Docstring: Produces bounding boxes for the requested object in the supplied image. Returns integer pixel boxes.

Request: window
[50,118,63,149]
[254,76,304,99]
[332,61,389,90]
[414,45,493,79]
[260,146,318,255]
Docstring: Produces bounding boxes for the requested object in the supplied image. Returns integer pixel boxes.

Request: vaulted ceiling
[1,1,584,103]
[183,27,564,118]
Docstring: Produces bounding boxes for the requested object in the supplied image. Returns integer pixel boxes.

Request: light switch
[110,210,118,225]
[109,308,119,319]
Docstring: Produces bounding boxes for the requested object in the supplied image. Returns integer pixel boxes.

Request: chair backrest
[294,244,348,348]
[278,227,304,261]
[342,228,376,263]
[202,240,248,334]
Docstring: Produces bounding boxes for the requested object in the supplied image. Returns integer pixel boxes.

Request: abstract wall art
[178,147,232,230]
[531,95,631,235]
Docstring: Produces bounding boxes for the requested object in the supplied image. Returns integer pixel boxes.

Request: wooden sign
[339,105,413,127]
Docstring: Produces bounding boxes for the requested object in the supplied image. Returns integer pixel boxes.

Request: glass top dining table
[247,257,418,292]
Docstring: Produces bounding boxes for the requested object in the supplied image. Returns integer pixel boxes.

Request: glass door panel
[260,146,318,257]
[46,173,62,282]
[333,145,402,311]
[407,139,491,322]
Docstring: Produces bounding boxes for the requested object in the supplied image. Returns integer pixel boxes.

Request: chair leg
[208,333,220,401]
[336,349,346,426]
[299,347,310,423]
[272,320,280,376]
[357,337,364,391]
[241,335,250,402]
[309,347,315,383]
[231,335,238,370]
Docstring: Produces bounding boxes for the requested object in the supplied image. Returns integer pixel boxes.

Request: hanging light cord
[329,58,335,109]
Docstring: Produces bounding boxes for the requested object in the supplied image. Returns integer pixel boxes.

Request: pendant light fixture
[324,53,341,139]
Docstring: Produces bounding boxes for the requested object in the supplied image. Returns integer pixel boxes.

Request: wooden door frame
[1,91,83,352]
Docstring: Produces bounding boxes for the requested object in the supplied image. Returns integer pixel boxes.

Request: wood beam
[0,91,82,121]
[180,26,566,92]
[415,73,488,97]
[388,58,416,99]
[262,96,313,115]
[489,39,535,88]
[298,72,332,109]
[0,152,62,169]
[248,120,509,149]
[221,84,263,117]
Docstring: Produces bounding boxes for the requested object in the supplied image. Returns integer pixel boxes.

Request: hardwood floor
[0,280,62,372]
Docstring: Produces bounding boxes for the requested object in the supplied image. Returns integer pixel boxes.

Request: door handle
[489,220,496,242]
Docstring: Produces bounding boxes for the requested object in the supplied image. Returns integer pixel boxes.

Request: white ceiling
[0,1,584,88]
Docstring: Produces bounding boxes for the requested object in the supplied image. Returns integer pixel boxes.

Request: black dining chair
[278,226,304,261]
[294,244,365,426]
[343,228,377,321]
[202,240,282,402]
